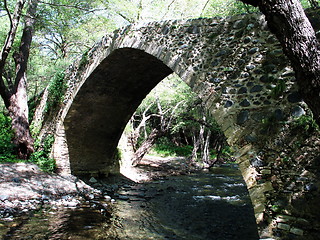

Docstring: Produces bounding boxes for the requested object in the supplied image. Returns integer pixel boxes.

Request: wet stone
[241,72,250,78]
[12,178,21,183]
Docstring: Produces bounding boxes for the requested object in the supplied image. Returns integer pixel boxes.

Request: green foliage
[114,147,123,160]
[0,112,17,163]
[152,140,193,157]
[78,49,89,70]
[129,74,227,164]
[292,115,319,133]
[271,79,286,99]
[30,135,56,172]
[45,71,66,114]
[271,204,282,213]
[261,111,286,135]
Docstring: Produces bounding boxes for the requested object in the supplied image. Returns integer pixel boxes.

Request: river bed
[1,164,259,239]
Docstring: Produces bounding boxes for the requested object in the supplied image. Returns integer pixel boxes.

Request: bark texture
[241,0,320,125]
[131,129,164,166]
[0,0,38,159]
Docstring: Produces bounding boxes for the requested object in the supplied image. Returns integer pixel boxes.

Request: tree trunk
[0,0,38,159]
[8,78,33,159]
[131,129,164,166]
[202,129,211,165]
[240,0,320,125]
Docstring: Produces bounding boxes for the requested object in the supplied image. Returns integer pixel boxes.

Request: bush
[45,71,66,114]
[293,115,319,133]
[152,138,193,157]
[0,112,17,163]
[30,134,56,172]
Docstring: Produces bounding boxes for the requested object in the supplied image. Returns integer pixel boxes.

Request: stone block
[276,214,296,223]
[261,169,272,175]
[277,223,290,231]
[290,227,304,236]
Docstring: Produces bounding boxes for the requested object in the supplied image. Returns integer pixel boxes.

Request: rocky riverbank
[0,163,102,220]
[1,159,260,240]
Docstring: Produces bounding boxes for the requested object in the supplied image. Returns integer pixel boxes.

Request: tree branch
[161,0,177,20]
[38,0,95,12]
[14,0,38,92]
[0,0,26,107]
[200,0,210,17]
[0,0,26,69]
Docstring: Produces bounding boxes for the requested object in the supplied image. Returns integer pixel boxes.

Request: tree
[131,88,185,166]
[239,0,320,125]
[128,75,227,167]
[0,0,110,160]
[0,0,38,159]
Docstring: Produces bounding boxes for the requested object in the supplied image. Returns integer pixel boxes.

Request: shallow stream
[1,164,259,239]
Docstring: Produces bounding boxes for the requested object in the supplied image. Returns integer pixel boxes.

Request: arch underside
[64,48,173,175]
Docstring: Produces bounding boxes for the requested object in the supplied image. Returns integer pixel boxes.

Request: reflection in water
[2,205,115,240]
[1,165,259,240]
[112,165,259,240]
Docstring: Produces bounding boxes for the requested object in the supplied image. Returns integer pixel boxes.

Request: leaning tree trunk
[131,128,164,166]
[241,0,320,125]
[0,0,38,159]
[11,0,38,159]
[8,80,34,159]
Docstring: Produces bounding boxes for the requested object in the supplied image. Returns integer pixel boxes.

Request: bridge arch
[64,48,174,174]
[37,11,320,238]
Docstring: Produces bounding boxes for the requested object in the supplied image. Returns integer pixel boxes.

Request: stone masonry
[36,10,320,239]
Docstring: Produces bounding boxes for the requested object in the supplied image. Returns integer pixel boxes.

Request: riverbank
[0,162,100,219]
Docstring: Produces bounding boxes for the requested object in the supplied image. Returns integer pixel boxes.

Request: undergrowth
[0,111,56,172]
[30,135,56,172]
[45,71,66,115]
[151,142,193,157]
[0,112,18,163]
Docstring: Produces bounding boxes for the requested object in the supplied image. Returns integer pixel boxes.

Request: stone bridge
[36,10,320,239]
